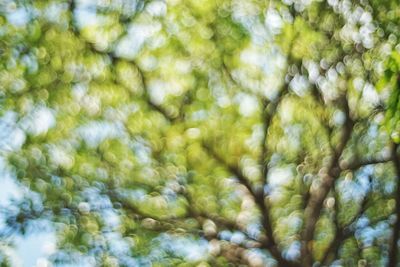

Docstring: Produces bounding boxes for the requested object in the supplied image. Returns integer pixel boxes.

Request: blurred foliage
[381,52,400,142]
[0,0,400,266]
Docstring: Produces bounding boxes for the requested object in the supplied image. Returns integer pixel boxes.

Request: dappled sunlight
[0,0,400,266]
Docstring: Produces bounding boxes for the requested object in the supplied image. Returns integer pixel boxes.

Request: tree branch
[201,142,254,197]
[320,175,372,265]
[67,0,177,123]
[221,62,264,99]
[301,95,354,266]
[389,142,400,267]
[257,82,290,252]
[340,154,393,172]
[202,134,297,267]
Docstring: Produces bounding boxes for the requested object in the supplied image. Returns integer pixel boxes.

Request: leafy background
[1,0,400,266]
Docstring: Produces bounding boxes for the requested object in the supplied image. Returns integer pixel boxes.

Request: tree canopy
[1,0,400,266]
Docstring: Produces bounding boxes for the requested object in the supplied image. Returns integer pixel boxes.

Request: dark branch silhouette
[389,142,400,267]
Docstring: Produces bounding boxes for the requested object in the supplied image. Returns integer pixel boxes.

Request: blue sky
[1,164,56,267]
